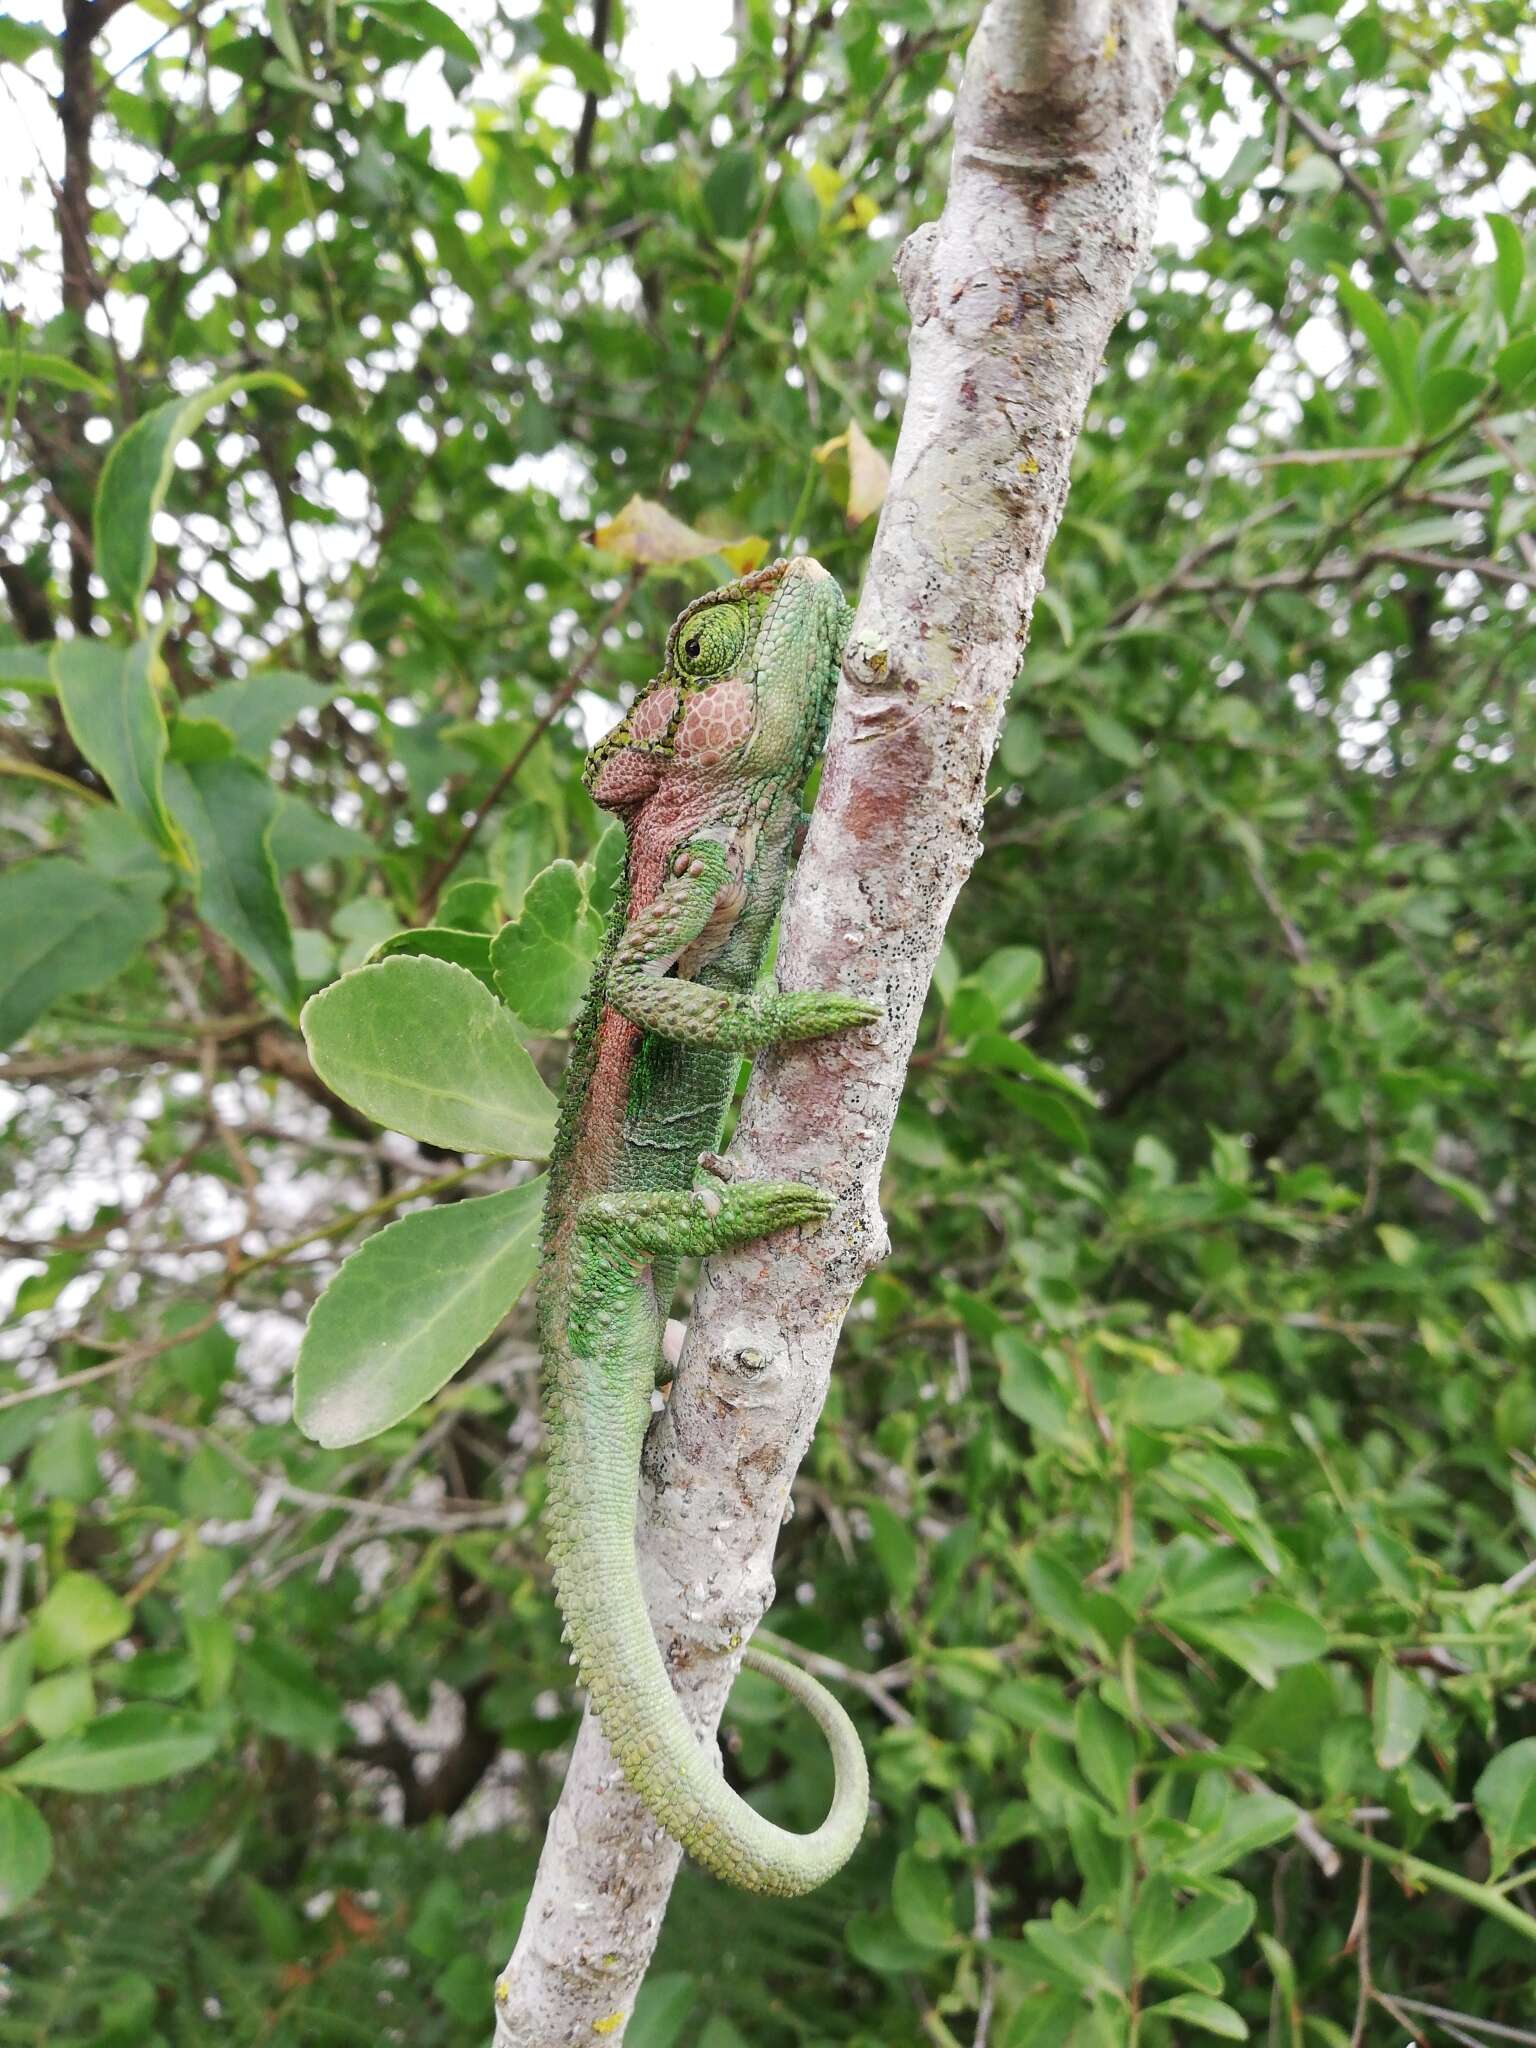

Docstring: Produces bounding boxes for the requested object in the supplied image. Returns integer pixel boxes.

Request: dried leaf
[813,420,890,525]
[583,495,767,573]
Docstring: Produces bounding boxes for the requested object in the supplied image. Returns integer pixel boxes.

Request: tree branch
[570,0,611,180]
[491,3,1178,2039]
[1184,4,1431,294]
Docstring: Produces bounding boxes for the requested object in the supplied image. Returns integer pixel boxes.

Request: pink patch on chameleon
[627,687,678,747]
[589,747,663,810]
[674,678,754,767]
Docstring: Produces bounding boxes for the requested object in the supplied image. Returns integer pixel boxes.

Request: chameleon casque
[537,554,879,1896]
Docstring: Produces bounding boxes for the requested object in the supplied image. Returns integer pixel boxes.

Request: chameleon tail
[545,1353,869,1896]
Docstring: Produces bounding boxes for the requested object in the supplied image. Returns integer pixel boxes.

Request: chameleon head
[583,557,848,816]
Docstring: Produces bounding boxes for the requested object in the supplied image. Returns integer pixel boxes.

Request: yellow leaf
[804,160,876,233]
[812,419,890,526]
[718,535,769,574]
[805,162,842,211]
[583,495,766,572]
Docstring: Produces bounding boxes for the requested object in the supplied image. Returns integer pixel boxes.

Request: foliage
[2,0,1535,2043]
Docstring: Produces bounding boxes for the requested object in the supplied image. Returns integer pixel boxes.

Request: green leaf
[11,1250,86,1319]
[1280,154,1342,198]
[890,1847,958,1950]
[1,349,112,402]
[0,643,55,690]
[1137,1876,1255,1971]
[0,855,168,1049]
[1146,1994,1248,2039]
[1474,1736,1536,1878]
[965,1034,1097,1105]
[192,670,335,755]
[586,823,626,918]
[301,956,556,1156]
[1494,332,1536,394]
[1372,1659,1428,1770]
[976,945,1044,1019]
[703,149,758,237]
[1075,1693,1136,1812]
[179,1444,256,1521]
[864,1498,919,1603]
[27,1410,102,1504]
[164,755,299,1010]
[32,1572,131,1670]
[845,1908,944,1974]
[51,639,184,862]
[491,798,559,919]
[187,1614,236,1708]
[1182,1602,1327,1690]
[490,859,605,1031]
[237,1640,345,1754]
[1488,216,1526,324]
[25,1669,96,1739]
[5,1706,219,1791]
[370,925,496,990]
[269,792,373,870]
[532,13,609,93]
[0,1636,33,1724]
[1123,1371,1224,1430]
[437,877,501,932]
[359,0,479,63]
[1418,365,1485,435]
[996,1334,1077,1444]
[1177,1789,1298,1877]
[295,1177,545,1447]
[1077,703,1143,766]
[0,18,51,65]
[999,1081,1089,1149]
[626,1971,695,2048]
[1401,1148,1492,1223]
[93,372,302,618]
[0,1788,53,1915]
[1333,270,1415,418]
[1000,711,1044,778]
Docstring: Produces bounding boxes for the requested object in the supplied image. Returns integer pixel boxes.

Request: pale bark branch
[492,4,1178,2038]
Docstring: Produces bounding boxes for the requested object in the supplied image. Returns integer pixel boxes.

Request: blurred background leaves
[1,0,1534,2042]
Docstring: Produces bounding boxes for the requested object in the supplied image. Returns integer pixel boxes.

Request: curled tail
[545,1337,868,1895]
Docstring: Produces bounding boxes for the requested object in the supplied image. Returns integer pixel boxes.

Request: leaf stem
[1321,1822,1536,1949]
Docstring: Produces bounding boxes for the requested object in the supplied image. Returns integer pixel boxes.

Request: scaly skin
[537,556,877,1895]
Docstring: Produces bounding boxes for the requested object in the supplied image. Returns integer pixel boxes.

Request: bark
[492,4,1177,2039]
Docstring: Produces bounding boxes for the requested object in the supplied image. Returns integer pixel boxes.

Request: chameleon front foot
[577,1181,832,1261]
[765,990,882,1042]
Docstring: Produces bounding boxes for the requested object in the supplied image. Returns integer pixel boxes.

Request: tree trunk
[492,4,1178,2039]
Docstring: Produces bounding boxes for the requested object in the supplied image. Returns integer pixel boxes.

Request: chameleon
[536,554,879,1896]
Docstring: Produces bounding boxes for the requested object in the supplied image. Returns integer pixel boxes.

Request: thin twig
[1391,1998,1536,2046]
[0,1305,223,1413]
[1184,5,1431,292]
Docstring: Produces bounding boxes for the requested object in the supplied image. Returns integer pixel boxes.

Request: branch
[570,0,611,179]
[492,2,1178,2038]
[1184,4,1431,294]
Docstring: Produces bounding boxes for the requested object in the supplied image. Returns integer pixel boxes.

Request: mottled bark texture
[492,4,1177,2039]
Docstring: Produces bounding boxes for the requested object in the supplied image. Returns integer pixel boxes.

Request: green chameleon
[538,555,879,1896]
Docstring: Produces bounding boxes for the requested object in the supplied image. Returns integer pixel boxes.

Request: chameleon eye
[674,602,746,678]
